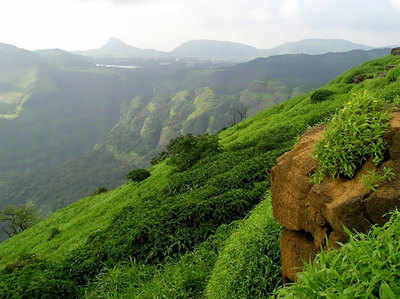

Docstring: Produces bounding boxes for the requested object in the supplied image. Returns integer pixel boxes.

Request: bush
[167,134,222,171]
[48,227,61,241]
[91,187,108,196]
[277,211,400,298]
[312,92,390,183]
[0,259,78,299]
[387,67,400,83]
[206,196,282,298]
[126,169,151,182]
[310,89,335,103]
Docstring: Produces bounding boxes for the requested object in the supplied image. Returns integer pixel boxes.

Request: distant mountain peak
[102,37,137,50]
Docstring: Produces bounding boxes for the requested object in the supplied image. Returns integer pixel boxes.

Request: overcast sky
[1,0,399,51]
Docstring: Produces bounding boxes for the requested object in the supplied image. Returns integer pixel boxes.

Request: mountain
[77,37,168,58]
[171,38,372,61]
[1,53,399,298]
[258,38,372,57]
[0,48,391,215]
[171,39,259,61]
[79,38,374,61]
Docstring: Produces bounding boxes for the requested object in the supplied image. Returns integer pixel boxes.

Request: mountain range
[78,37,376,61]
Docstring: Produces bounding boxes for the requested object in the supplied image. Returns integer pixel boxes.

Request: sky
[0,0,399,51]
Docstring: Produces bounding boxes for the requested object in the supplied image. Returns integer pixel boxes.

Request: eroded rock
[271,113,400,282]
[391,48,400,56]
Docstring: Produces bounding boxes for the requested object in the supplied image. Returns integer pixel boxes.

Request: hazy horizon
[1,0,399,52]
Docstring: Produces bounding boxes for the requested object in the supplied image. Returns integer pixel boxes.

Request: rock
[352,74,372,84]
[391,48,400,56]
[271,112,400,281]
[377,72,387,78]
[280,230,318,283]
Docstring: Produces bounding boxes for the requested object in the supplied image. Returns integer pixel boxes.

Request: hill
[259,38,372,57]
[77,37,168,58]
[171,39,259,61]
[0,48,390,214]
[0,53,399,298]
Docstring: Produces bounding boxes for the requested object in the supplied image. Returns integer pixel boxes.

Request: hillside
[0,44,167,213]
[0,53,399,298]
[1,48,391,214]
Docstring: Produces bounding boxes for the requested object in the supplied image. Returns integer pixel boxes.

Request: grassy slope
[0,164,172,265]
[0,54,399,297]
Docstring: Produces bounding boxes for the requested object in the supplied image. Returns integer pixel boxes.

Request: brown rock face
[392,48,400,56]
[352,74,371,84]
[271,113,400,282]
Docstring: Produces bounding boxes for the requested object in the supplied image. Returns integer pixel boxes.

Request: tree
[0,202,41,237]
[167,133,222,171]
[228,102,248,127]
[126,169,151,182]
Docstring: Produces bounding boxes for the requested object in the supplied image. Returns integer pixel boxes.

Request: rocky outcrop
[271,112,400,282]
[392,48,400,56]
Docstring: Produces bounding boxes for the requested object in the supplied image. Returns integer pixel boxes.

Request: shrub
[91,187,108,196]
[48,227,61,241]
[126,169,151,182]
[361,167,396,191]
[167,134,222,171]
[387,67,400,83]
[312,92,390,183]
[277,211,400,298]
[0,259,78,299]
[310,89,335,103]
[206,196,282,298]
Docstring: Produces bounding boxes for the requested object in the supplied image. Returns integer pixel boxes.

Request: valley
[0,42,391,215]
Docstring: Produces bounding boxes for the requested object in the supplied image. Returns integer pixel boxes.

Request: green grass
[312,92,390,183]
[277,211,400,299]
[85,222,238,299]
[0,164,172,266]
[1,54,400,298]
[205,195,282,299]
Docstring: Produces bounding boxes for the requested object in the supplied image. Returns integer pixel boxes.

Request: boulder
[391,48,400,56]
[271,112,400,282]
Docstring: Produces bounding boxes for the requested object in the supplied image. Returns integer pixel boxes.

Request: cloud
[0,0,399,51]
[391,0,400,9]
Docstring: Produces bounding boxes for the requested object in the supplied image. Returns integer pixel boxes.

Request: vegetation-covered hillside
[0,47,390,216]
[1,54,399,298]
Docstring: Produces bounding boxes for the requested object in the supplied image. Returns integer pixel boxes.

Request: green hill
[1,53,399,298]
[0,48,389,216]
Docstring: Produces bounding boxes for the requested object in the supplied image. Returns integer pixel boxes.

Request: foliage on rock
[312,92,390,183]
